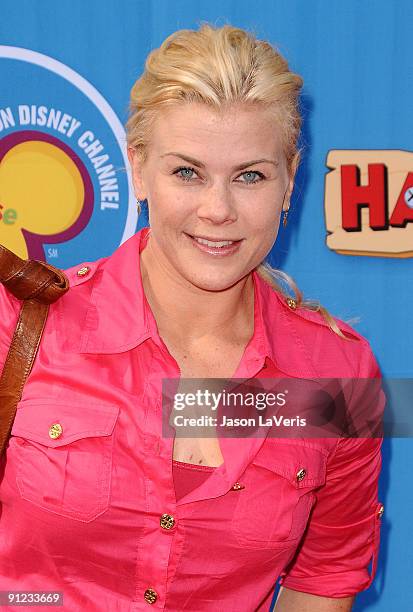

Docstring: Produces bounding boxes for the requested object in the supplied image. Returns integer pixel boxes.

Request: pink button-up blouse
[0,227,384,611]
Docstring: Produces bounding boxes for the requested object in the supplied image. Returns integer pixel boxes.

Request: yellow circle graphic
[0,140,85,258]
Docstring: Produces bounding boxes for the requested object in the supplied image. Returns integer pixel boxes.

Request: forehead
[148,102,285,162]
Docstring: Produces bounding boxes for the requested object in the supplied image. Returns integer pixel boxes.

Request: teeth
[194,237,235,247]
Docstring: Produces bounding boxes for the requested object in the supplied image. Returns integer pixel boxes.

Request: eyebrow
[160,152,279,171]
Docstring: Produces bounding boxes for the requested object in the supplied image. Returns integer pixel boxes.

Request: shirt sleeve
[279,339,385,598]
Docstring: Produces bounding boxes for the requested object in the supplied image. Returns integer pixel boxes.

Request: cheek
[244,198,282,234]
[247,208,282,260]
[242,182,286,214]
[147,183,193,224]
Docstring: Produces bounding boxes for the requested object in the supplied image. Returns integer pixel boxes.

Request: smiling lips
[187,233,242,256]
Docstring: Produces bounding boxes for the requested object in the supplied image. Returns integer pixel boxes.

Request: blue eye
[174,166,197,181]
[239,171,264,184]
[173,166,265,184]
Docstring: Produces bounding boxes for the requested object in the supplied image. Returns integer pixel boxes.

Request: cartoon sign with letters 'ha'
[325,150,413,258]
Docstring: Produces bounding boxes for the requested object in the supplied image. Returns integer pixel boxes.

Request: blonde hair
[127,23,347,338]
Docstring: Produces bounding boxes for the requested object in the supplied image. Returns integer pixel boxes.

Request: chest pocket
[9,400,119,522]
[231,441,327,549]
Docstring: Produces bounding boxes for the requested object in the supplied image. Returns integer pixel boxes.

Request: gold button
[296,468,306,482]
[377,504,384,518]
[144,588,158,604]
[160,513,175,530]
[286,297,297,310]
[77,266,90,277]
[49,423,63,439]
[231,482,245,490]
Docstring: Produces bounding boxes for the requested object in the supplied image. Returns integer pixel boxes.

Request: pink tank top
[172,460,216,502]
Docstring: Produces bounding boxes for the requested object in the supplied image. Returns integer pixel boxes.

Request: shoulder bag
[0,244,69,458]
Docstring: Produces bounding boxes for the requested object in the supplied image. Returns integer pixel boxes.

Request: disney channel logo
[0,46,135,267]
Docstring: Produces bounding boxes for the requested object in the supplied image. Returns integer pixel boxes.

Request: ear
[283,152,300,211]
[127,146,146,200]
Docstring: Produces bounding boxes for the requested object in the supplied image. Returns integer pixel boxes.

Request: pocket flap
[252,440,327,489]
[11,400,119,447]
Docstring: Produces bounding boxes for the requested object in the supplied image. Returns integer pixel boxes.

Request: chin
[184,269,248,293]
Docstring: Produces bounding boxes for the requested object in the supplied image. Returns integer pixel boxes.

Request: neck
[139,235,254,345]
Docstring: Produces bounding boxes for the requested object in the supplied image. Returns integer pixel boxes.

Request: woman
[0,24,384,611]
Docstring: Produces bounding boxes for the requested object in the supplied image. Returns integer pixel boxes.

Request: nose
[196,183,237,224]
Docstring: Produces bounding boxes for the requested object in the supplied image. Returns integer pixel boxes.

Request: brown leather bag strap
[0,244,69,458]
[0,246,69,304]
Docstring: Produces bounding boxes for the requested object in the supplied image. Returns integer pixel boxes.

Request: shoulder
[63,256,109,290]
[298,304,379,378]
[61,230,143,293]
[50,255,110,332]
[266,284,380,378]
[292,298,368,344]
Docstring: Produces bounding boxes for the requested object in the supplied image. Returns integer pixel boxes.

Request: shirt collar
[76,227,316,377]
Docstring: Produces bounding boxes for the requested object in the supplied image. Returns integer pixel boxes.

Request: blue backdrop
[1,1,411,610]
